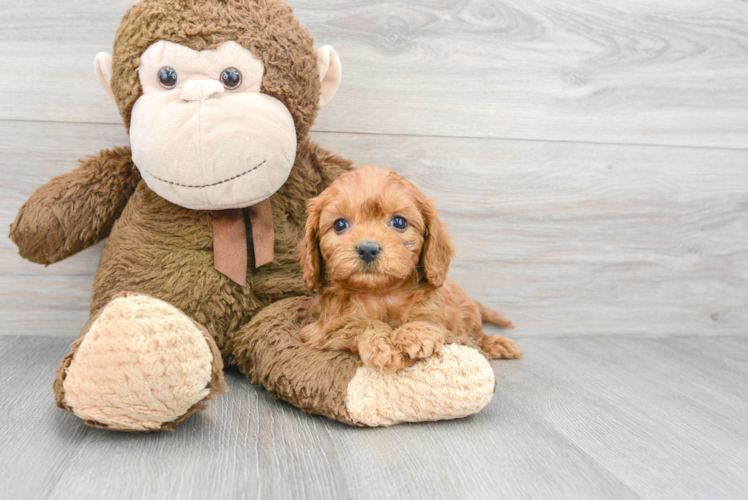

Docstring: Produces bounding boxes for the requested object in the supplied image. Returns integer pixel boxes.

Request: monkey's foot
[56,294,227,432]
[345,344,495,426]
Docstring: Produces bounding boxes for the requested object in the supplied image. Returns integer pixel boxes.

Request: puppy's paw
[358,334,408,372]
[299,322,333,348]
[482,335,523,360]
[299,324,317,345]
[391,323,446,361]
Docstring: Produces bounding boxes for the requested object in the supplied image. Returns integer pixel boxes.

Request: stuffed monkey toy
[9,0,497,432]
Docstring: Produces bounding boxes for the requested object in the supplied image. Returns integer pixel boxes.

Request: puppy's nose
[357,242,381,263]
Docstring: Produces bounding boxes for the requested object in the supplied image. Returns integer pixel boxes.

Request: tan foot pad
[345,344,496,427]
[63,294,215,431]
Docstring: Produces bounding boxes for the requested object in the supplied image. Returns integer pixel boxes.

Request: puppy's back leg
[475,300,514,329]
[481,332,523,360]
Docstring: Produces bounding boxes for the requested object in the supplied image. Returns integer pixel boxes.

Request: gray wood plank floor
[2,335,747,500]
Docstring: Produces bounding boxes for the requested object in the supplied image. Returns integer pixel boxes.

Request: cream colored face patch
[129,40,297,210]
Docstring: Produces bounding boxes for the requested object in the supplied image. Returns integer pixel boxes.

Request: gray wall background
[1,0,746,338]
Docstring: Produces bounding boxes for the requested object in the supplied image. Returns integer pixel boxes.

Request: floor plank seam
[1,117,747,153]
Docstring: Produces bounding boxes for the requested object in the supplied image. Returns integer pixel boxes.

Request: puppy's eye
[220,67,242,89]
[390,216,408,231]
[158,66,178,89]
[334,219,349,233]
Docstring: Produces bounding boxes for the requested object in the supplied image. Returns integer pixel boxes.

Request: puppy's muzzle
[357,242,381,263]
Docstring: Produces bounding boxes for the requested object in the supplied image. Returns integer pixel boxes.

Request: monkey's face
[98,0,342,210]
[125,40,296,210]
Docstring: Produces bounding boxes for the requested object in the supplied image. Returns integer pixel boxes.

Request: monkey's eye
[390,216,408,231]
[220,67,242,90]
[158,66,178,89]
[334,219,350,233]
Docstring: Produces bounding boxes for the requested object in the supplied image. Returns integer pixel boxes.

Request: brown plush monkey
[9,0,498,431]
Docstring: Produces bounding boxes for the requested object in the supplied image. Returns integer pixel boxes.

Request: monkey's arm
[9,146,141,265]
[306,139,354,189]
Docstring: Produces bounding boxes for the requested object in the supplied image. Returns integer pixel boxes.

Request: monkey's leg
[54,293,227,432]
[226,297,496,427]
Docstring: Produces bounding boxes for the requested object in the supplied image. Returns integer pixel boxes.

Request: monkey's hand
[9,146,141,265]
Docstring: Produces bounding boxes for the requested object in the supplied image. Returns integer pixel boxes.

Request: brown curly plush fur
[9,147,141,265]
[225,296,362,425]
[9,0,504,431]
[9,0,363,430]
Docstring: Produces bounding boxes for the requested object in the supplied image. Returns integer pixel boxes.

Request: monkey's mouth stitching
[145,159,267,189]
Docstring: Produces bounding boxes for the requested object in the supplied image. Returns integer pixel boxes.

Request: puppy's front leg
[391,321,447,364]
[302,318,406,371]
[355,321,409,372]
[300,317,370,350]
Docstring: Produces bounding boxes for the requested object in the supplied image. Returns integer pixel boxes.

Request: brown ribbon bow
[212,199,274,287]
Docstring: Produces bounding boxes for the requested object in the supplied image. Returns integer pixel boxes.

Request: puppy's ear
[299,197,323,291]
[419,196,455,288]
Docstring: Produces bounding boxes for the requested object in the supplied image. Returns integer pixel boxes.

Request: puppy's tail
[475,301,515,329]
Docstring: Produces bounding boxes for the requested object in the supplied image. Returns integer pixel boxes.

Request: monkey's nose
[357,242,381,263]
[180,80,224,102]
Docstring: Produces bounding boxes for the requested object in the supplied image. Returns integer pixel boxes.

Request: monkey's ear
[94,52,116,102]
[316,46,342,107]
[299,198,324,291]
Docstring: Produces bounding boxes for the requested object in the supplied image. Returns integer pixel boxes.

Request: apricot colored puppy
[299,166,521,371]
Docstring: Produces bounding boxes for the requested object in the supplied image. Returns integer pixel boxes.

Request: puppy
[299,165,521,371]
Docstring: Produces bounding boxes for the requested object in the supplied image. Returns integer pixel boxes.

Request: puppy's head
[300,165,455,292]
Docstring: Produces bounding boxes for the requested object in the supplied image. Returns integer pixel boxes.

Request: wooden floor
[1,335,747,499]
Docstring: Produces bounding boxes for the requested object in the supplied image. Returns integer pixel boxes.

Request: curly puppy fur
[299,166,522,371]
